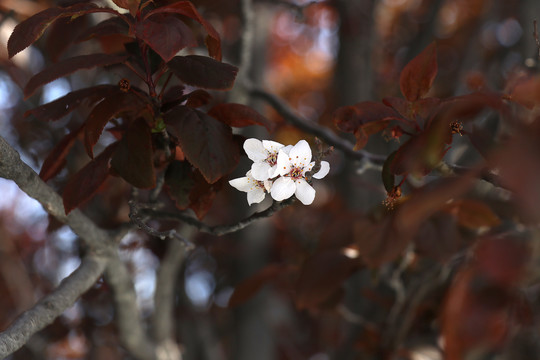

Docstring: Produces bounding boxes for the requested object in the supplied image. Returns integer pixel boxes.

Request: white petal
[289,140,312,167]
[270,176,296,201]
[251,162,271,181]
[263,180,273,192]
[229,177,252,192]
[276,149,292,176]
[282,145,293,154]
[247,189,266,205]
[243,138,266,162]
[294,179,316,205]
[262,140,284,152]
[313,161,330,179]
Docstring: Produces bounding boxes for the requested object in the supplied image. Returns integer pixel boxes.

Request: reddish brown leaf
[475,236,529,287]
[383,96,441,126]
[400,42,438,102]
[354,216,409,267]
[295,250,361,309]
[493,120,540,221]
[7,2,99,58]
[24,85,119,122]
[110,118,156,188]
[389,121,449,176]
[40,124,85,182]
[164,160,194,209]
[356,171,478,266]
[76,17,129,43]
[46,15,89,62]
[443,199,501,229]
[84,91,147,158]
[208,103,274,132]
[62,143,117,214]
[229,264,291,307]
[185,89,212,108]
[442,268,512,360]
[136,14,197,62]
[414,214,464,262]
[188,170,223,219]
[144,1,222,60]
[24,54,127,98]
[508,75,540,109]
[164,106,239,184]
[333,101,400,133]
[167,55,238,90]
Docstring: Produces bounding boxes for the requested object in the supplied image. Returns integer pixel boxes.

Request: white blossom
[229,171,272,206]
[243,138,291,181]
[270,140,330,205]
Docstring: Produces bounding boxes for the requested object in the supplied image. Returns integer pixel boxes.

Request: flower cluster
[229,138,330,205]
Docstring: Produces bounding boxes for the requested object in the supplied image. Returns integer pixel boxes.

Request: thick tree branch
[247,87,386,164]
[105,255,157,360]
[0,136,114,253]
[0,136,156,359]
[0,255,108,357]
[152,227,195,351]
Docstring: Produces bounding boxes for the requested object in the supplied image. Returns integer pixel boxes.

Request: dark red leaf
[167,55,238,90]
[443,199,501,229]
[333,101,399,133]
[46,15,89,62]
[229,264,291,307]
[24,85,119,121]
[414,214,464,262]
[110,118,156,188]
[381,151,397,192]
[295,250,361,309]
[84,91,147,158]
[389,123,449,176]
[7,2,99,58]
[164,106,239,184]
[400,42,438,101]
[24,54,127,98]
[354,216,409,267]
[144,1,222,60]
[76,17,129,43]
[40,123,85,182]
[383,96,440,126]
[508,75,540,109]
[188,170,223,219]
[136,14,197,62]
[208,103,274,132]
[164,160,194,209]
[185,89,212,108]
[356,171,478,266]
[62,143,117,214]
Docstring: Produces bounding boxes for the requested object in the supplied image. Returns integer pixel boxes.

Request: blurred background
[1,0,539,359]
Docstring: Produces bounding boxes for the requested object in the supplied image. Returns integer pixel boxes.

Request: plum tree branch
[0,255,107,358]
[247,86,386,164]
[139,198,296,237]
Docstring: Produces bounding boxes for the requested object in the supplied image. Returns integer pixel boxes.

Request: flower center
[288,166,304,180]
[265,152,277,166]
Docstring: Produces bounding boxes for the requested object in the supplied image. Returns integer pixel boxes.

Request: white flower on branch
[243,138,291,181]
[229,170,272,205]
[271,140,329,205]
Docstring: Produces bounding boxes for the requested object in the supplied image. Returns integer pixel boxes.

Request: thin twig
[139,198,296,237]
[247,86,386,164]
[129,200,195,249]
